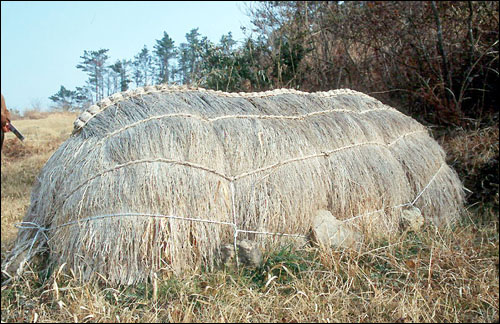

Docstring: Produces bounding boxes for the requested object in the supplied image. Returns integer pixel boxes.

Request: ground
[1,111,498,322]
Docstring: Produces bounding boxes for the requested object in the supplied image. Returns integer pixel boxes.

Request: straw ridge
[5,85,464,285]
[72,86,377,130]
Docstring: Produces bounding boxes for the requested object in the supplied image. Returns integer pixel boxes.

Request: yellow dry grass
[1,111,498,323]
[1,112,77,255]
[5,111,77,143]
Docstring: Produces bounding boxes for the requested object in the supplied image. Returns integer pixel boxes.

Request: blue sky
[1,1,254,113]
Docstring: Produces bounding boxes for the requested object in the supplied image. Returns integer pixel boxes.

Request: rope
[62,129,428,204]
[13,161,445,264]
[341,162,445,223]
[411,163,445,206]
[73,87,378,131]
[230,181,240,267]
[51,212,236,230]
[101,107,397,142]
[236,229,307,239]
[14,222,49,257]
[60,158,232,207]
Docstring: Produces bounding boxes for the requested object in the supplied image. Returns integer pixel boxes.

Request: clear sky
[1,1,254,113]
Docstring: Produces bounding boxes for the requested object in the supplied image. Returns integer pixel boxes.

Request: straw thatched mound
[4,85,464,285]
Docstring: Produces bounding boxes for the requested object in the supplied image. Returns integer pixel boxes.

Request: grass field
[1,111,498,322]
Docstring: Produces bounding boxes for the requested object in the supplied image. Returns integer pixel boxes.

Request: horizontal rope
[233,133,427,180]
[51,212,236,230]
[60,158,232,205]
[14,161,445,256]
[14,213,306,243]
[101,107,397,143]
[236,229,307,239]
[68,105,405,181]
[74,87,377,131]
[62,129,428,204]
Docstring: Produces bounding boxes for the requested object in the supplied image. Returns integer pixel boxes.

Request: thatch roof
[5,85,464,285]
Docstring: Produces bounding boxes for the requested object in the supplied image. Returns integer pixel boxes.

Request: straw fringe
[5,85,464,285]
[5,159,446,283]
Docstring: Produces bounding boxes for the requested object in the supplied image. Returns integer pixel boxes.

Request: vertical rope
[229,180,239,268]
[411,163,445,206]
[7,160,452,278]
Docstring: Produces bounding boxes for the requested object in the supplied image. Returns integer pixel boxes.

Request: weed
[242,244,312,289]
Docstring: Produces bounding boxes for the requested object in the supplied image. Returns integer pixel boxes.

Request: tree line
[50,1,498,127]
[49,28,208,110]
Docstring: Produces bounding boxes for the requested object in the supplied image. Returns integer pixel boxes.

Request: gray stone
[308,209,363,250]
[237,239,263,268]
[220,243,235,265]
[220,239,263,268]
[401,206,424,231]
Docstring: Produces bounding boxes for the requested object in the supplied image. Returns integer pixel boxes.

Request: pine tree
[76,49,110,102]
[176,28,203,85]
[154,31,176,84]
[109,59,131,92]
[49,85,78,111]
[133,46,154,87]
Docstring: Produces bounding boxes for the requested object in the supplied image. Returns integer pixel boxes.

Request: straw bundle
[5,85,464,285]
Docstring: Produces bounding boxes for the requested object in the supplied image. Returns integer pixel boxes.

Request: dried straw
[4,86,464,285]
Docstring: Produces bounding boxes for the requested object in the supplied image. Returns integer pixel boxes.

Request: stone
[220,243,235,265]
[220,239,263,268]
[73,119,85,129]
[87,105,100,114]
[78,111,93,122]
[237,239,263,268]
[308,210,363,250]
[401,206,424,231]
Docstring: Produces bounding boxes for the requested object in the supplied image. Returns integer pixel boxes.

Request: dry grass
[21,109,52,120]
[1,107,498,323]
[1,223,498,322]
[1,112,77,257]
[5,87,464,285]
[440,125,498,174]
[439,124,499,211]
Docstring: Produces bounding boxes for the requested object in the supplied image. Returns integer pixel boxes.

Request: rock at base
[220,239,263,268]
[401,206,424,231]
[308,210,363,250]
